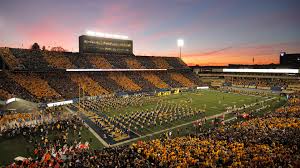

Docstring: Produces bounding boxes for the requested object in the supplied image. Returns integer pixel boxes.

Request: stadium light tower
[177,39,184,58]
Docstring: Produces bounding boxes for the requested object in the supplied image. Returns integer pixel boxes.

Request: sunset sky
[0,0,299,65]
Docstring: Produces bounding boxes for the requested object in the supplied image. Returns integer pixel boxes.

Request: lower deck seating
[70,73,109,96]
[108,72,142,92]
[0,89,13,100]
[11,73,61,100]
[142,73,169,89]
[170,72,197,87]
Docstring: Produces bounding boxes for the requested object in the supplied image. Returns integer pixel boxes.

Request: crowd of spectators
[0,47,20,69]
[164,57,187,69]
[1,107,75,135]
[151,57,172,69]
[9,48,51,70]
[0,71,201,103]
[142,73,169,89]
[226,77,300,90]
[108,72,142,92]
[87,56,113,69]
[170,72,197,87]
[0,72,37,101]
[1,108,97,167]
[124,58,145,69]
[70,73,110,96]
[0,88,13,100]
[42,51,75,69]
[221,87,272,97]
[0,47,202,103]
[40,73,79,99]
[11,73,61,101]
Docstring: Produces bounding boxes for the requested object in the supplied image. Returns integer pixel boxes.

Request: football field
[78,89,282,146]
[104,90,267,118]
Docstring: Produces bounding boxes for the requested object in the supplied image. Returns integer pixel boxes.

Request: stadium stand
[170,72,197,87]
[135,56,158,69]
[39,72,79,99]
[142,72,170,89]
[88,72,122,93]
[124,57,145,69]
[10,73,61,101]
[108,72,142,92]
[1,48,189,70]
[10,48,51,70]
[0,88,13,100]
[0,47,201,102]
[156,72,183,88]
[105,56,129,69]
[151,57,172,69]
[125,72,158,91]
[0,72,37,101]
[70,73,109,96]
[164,57,187,69]
[42,51,75,69]
[87,55,113,69]
[0,47,20,70]
[67,53,94,69]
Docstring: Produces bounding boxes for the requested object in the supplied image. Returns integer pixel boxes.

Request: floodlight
[86,30,129,40]
[177,39,184,47]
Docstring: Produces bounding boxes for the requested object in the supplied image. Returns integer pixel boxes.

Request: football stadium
[0,1,300,167]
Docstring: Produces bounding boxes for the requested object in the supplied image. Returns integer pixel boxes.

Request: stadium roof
[222,68,299,74]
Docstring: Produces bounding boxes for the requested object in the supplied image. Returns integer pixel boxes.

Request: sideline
[65,107,109,147]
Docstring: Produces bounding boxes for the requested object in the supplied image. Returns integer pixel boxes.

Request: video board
[79,35,133,55]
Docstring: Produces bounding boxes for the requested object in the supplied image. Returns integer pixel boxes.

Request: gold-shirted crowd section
[0,47,20,69]
[88,56,113,69]
[43,51,75,69]
[152,57,172,69]
[11,73,60,100]
[70,73,109,96]
[124,58,145,69]
[108,72,142,91]
[0,47,202,102]
[170,72,196,87]
[142,73,169,89]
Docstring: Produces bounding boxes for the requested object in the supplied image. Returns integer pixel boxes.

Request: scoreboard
[79,35,133,55]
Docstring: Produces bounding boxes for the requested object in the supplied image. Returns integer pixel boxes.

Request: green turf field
[103,90,269,117]
[88,90,279,140]
[103,90,266,116]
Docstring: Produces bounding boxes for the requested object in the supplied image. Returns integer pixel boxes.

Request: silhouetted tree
[51,46,66,52]
[42,46,46,51]
[31,43,40,50]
